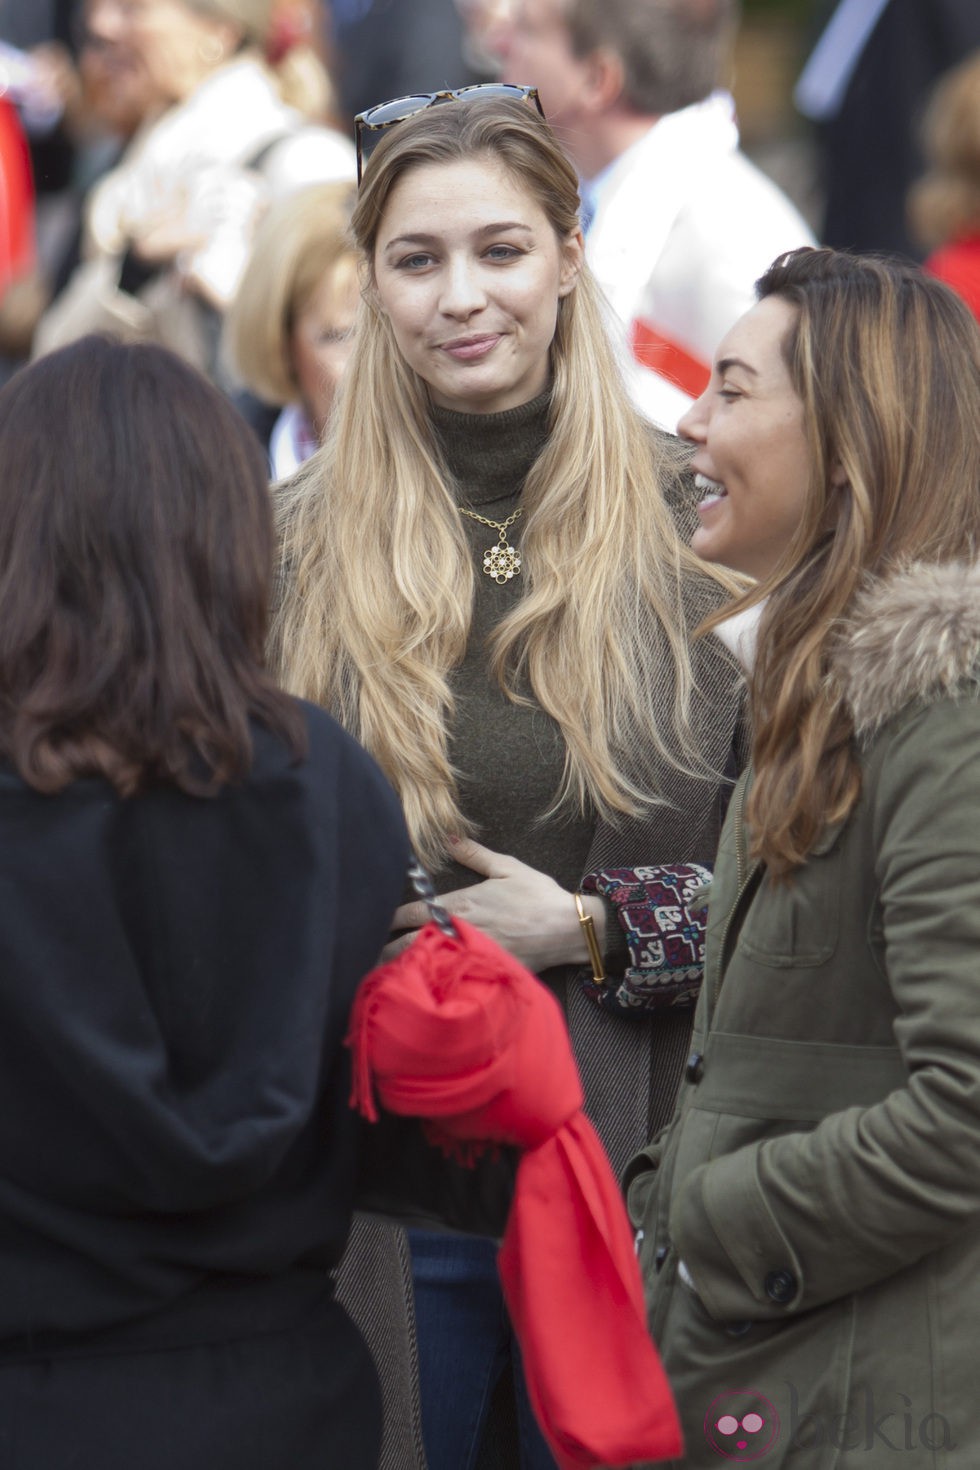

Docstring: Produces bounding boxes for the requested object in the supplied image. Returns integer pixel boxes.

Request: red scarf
[347,917,683,1469]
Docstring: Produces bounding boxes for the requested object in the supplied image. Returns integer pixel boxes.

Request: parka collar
[831,561,980,740]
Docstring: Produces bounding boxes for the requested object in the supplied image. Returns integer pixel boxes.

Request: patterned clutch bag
[579,864,712,1016]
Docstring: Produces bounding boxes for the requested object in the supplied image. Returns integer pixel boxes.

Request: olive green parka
[627,561,980,1469]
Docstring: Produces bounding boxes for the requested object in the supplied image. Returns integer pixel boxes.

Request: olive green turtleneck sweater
[358,393,597,1233]
[429,391,595,905]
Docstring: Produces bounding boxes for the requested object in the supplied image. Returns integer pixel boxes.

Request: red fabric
[924,236,980,324]
[347,917,683,1470]
[0,99,34,298]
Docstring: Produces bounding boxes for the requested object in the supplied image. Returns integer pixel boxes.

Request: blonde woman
[272,90,744,1470]
[226,182,358,475]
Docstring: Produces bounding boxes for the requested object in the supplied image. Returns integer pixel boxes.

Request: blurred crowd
[0,0,978,426]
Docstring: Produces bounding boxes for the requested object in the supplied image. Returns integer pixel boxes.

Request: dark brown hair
[0,336,306,795]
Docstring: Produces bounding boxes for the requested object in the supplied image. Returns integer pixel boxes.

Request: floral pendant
[483,539,522,584]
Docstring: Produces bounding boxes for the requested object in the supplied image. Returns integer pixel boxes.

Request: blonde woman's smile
[372,156,583,414]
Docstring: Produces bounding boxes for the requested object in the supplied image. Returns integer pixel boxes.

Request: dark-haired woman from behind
[0,336,408,1469]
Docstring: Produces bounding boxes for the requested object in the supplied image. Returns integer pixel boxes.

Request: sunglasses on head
[354,83,545,184]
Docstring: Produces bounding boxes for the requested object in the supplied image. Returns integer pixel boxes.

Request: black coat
[0,702,408,1469]
[814,0,980,258]
[331,0,483,122]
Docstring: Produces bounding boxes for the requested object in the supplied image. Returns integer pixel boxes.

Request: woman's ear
[558,228,586,298]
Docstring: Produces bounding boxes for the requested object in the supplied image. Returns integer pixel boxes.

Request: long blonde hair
[703,248,980,877]
[272,96,735,867]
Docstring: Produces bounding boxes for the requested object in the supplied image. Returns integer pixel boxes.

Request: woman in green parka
[626,248,980,1468]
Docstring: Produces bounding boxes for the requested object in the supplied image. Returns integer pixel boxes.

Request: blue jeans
[408,1229,558,1470]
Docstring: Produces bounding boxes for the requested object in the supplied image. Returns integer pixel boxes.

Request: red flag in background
[0,97,34,300]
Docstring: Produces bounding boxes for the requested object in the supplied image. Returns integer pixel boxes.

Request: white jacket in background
[34,56,355,374]
[587,94,816,398]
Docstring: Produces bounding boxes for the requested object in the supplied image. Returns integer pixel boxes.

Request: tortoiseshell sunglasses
[354,83,545,184]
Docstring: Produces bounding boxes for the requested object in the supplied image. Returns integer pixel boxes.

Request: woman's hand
[384,837,605,974]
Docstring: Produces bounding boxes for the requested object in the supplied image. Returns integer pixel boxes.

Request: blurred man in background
[494,0,814,401]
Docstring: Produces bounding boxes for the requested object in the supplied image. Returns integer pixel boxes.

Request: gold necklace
[457,505,524,584]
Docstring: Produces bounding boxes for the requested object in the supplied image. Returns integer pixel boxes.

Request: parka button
[724,1319,754,1338]
[685,1051,704,1083]
[764,1269,798,1304]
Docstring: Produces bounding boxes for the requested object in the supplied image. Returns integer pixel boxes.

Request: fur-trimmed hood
[832,561,980,738]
